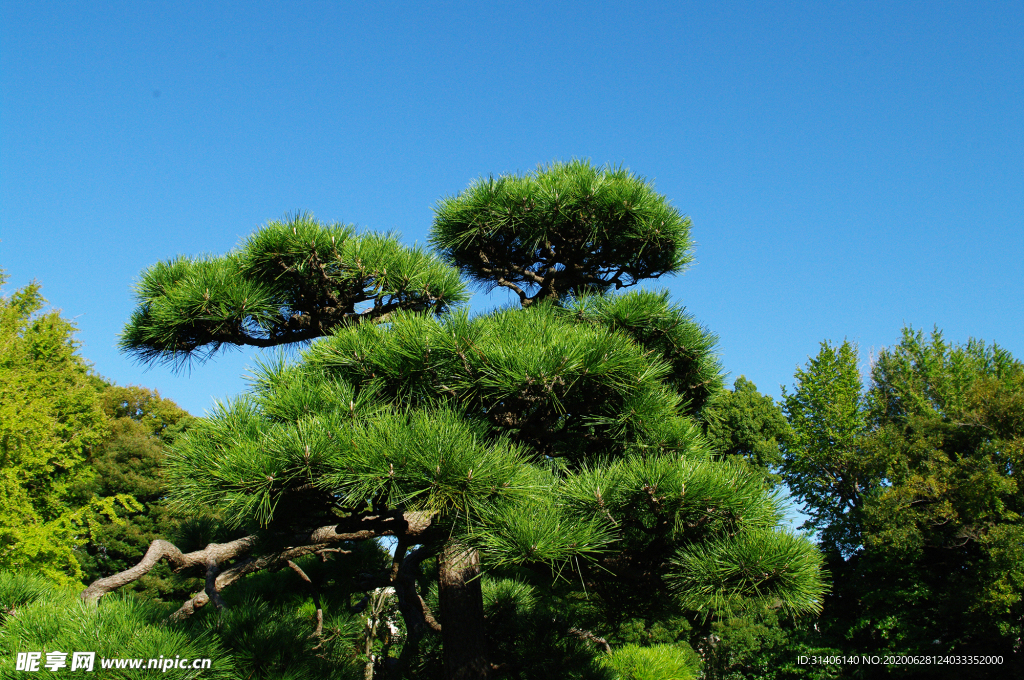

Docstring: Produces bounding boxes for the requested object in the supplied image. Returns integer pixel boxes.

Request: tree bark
[79,511,434,619]
[438,542,488,680]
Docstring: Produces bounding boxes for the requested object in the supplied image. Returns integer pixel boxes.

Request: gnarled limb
[568,627,612,654]
[80,536,257,603]
[80,510,436,621]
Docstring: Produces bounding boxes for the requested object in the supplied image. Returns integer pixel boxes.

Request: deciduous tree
[0,273,116,583]
[784,329,1023,677]
[77,384,198,601]
[704,376,791,489]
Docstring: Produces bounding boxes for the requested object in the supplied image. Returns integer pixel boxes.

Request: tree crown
[120,214,468,368]
[430,160,693,306]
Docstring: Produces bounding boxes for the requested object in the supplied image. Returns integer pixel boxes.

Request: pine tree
[85,162,826,679]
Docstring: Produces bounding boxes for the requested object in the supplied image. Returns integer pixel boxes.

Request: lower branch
[288,560,324,637]
[80,536,257,603]
[568,627,612,654]
[80,510,435,623]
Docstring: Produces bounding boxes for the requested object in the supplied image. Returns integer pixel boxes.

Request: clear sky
[2,0,1022,419]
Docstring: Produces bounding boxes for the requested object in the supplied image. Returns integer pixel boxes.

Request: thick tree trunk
[438,542,488,680]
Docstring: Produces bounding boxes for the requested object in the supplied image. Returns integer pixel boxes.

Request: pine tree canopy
[120,214,468,367]
[90,167,826,679]
[300,301,704,462]
[157,300,825,618]
[565,290,725,416]
[430,160,693,306]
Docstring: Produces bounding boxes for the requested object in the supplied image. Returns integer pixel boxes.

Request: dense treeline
[783,332,1023,679]
[1,162,1021,679]
[1,273,110,583]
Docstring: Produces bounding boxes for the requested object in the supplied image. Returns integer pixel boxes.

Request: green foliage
[784,327,1024,673]
[0,569,374,679]
[1,270,207,593]
[187,596,362,679]
[602,643,698,680]
[854,328,1023,664]
[696,602,842,680]
[0,274,109,584]
[0,571,53,617]
[782,340,874,557]
[165,330,619,567]
[163,295,823,611]
[111,182,828,678]
[470,575,617,680]
[99,384,194,443]
[321,408,535,519]
[303,302,700,464]
[669,528,827,617]
[147,293,825,676]
[703,377,791,488]
[120,213,468,367]
[0,572,235,679]
[77,384,200,602]
[566,290,725,417]
[560,455,781,546]
[473,490,615,569]
[431,160,693,305]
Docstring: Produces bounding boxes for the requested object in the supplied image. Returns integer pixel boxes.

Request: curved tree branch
[288,560,324,637]
[80,510,436,620]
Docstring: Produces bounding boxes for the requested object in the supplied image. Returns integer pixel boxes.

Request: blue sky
[2,0,1022,421]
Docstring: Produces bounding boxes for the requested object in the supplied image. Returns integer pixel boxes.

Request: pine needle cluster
[120,214,467,368]
[91,166,828,678]
[431,160,693,305]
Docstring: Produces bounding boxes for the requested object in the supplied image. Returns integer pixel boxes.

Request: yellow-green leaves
[0,275,108,584]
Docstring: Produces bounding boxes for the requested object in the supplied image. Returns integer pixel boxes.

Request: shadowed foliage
[784,329,1024,678]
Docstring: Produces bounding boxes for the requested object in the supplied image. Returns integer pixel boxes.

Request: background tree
[1,270,211,591]
[782,340,875,559]
[87,163,827,679]
[783,329,1023,678]
[703,376,791,489]
[76,384,200,602]
[0,273,117,584]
